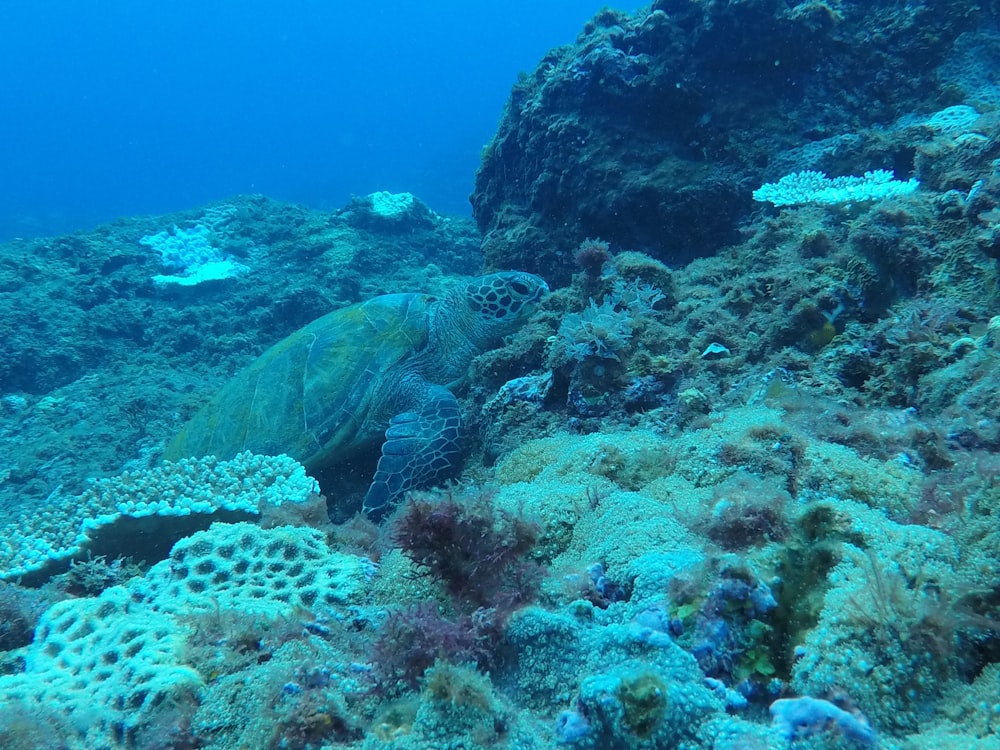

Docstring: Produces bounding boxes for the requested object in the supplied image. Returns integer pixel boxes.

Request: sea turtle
[163,271,548,517]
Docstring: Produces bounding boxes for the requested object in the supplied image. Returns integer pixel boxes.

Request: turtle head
[462,271,549,339]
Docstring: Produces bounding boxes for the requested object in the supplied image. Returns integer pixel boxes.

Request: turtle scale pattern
[164,272,548,516]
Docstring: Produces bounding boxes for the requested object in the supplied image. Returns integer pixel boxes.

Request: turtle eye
[510,281,530,296]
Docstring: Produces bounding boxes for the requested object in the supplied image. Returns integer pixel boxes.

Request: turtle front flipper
[363,384,462,518]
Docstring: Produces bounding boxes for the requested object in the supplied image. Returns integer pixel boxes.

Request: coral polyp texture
[0,521,369,748]
[131,522,367,617]
[0,452,319,581]
[0,587,203,747]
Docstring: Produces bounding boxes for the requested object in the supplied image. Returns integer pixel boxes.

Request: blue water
[0,1,639,241]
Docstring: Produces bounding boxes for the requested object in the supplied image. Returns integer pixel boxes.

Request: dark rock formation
[471,0,985,284]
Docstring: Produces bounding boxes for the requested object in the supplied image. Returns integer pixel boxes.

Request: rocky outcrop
[472,0,983,284]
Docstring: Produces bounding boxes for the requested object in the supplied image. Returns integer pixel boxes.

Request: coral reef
[0,194,483,513]
[0,452,320,583]
[2,2,1000,749]
[472,0,983,283]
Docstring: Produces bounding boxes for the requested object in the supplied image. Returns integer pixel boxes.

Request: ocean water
[0,0,638,241]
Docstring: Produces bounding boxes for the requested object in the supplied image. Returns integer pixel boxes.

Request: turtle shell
[163,292,435,469]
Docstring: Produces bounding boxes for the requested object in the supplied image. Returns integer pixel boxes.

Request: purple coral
[770,696,877,746]
[555,708,591,744]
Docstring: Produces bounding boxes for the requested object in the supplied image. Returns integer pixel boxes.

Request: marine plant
[181,603,313,680]
[423,660,497,714]
[370,602,493,691]
[837,547,1000,680]
[57,553,143,597]
[573,237,612,277]
[699,472,791,550]
[269,686,360,750]
[374,492,544,701]
[389,485,543,614]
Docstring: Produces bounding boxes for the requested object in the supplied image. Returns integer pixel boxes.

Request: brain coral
[0,586,202,747]
[0,520,370,748]
[129,521,368,617]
